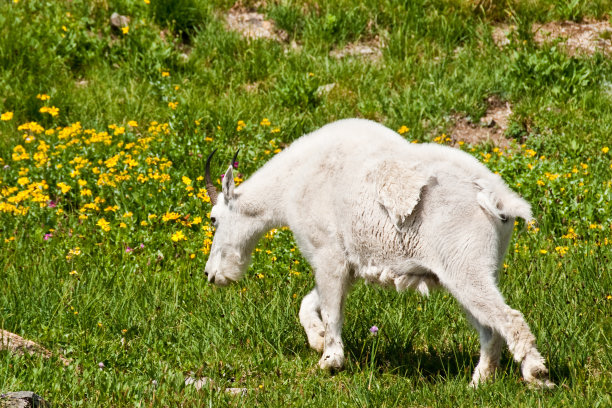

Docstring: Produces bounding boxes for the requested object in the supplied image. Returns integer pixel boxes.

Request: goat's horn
[205,149,219,206]
[231,149,240,169]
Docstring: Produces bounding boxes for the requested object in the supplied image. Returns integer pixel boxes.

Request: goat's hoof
[318,351,344,371]
[522,359,554,389]
[469,364,498,387]
[307,331,325,353]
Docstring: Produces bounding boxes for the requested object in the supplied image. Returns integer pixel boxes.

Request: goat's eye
[210,216,217,225]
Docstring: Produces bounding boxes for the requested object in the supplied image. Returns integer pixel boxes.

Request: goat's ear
[222,165,235,201]
[374,160,429,230]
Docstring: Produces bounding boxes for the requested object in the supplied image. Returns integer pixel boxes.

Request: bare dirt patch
[1,329,70,366]
[533,20,612,55]
[493,19,612,55]
[449,96,513,149]
[491,23,514,47]
[225,7,287,42]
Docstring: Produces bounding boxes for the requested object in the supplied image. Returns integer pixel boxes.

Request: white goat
[203,118,553,387]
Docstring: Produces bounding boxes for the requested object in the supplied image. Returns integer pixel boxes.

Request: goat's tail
[475,178,533,223]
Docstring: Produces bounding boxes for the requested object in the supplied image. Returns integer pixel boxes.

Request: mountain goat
[203,118,553,387]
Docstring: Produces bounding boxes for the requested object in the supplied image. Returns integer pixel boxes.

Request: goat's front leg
[299,288,325,352]
[313,260,350,371]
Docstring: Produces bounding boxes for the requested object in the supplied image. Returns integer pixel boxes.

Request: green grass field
[1,0,611,406]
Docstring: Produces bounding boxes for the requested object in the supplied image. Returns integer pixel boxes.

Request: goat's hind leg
[445,275,554,388]
[464,311,504,386]
[299,288,325,352]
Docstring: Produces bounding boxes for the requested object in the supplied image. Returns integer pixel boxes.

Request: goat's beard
[211,252,251,286]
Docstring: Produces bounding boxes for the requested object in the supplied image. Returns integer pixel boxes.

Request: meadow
[0,0,610,406]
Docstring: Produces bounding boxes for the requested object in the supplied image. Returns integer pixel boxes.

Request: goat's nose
[210,275,215,284]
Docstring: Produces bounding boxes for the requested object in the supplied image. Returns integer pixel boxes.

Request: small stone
[110,12,130,29]
[184,376,212,391]
[225,387,248,396]
[316,83,336,96]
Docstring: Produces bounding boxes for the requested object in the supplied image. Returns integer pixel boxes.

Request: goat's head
[203,150,256,286]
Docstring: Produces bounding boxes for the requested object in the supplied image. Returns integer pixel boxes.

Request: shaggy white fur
[204,118,553,387]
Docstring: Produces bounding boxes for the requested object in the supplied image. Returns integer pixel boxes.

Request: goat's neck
[235,171,288,238]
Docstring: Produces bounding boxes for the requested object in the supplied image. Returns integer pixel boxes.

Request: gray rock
[0,392,50,408]
[110,12,129,29]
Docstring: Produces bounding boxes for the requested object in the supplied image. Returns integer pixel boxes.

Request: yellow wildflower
[162,211,180,222]
[66,247,81,260]
[1,111,13,121]
[562,228,578,239]
[397,125,409,135]
[39,106,59,117]
[171,230,186,242]
[121,26,129,35]
[97,218,111,232]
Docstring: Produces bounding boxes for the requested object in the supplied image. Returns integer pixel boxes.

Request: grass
[0,0,611,406]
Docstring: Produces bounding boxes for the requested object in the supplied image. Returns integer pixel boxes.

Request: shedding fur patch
[374,160,429,230]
